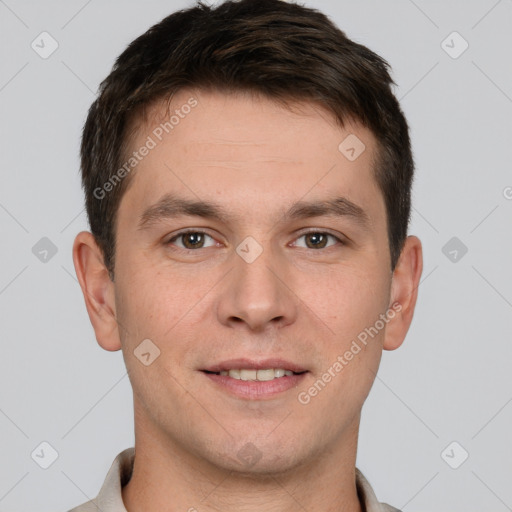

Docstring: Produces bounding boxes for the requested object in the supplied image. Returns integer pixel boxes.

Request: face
[90,89,409,474]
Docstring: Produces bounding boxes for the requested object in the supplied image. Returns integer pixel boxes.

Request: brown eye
[294,232,340,250]
[168,231,216,250]
[182,232,205,249]
[305,233,328,249]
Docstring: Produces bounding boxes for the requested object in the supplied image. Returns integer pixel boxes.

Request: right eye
[166,230,218,250]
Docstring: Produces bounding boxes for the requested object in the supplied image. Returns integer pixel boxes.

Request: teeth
[219,368,296,381]
[256,369,274,381]
[240,369,257,381]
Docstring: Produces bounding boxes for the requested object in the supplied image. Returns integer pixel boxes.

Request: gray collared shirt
[68,447,401,512]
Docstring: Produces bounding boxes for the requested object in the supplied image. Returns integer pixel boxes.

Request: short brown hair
[80,0,414,279]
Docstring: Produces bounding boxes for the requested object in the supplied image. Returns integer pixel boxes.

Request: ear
[383,235,423,351]
[72,231,121,351]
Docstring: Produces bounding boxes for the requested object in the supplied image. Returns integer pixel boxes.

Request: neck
[122,408,363,512]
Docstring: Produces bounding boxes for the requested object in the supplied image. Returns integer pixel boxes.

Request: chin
[200,433,312,477]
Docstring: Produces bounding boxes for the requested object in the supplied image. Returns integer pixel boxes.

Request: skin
[73,89,423,512]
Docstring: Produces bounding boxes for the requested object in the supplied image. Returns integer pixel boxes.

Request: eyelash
[166,229,344,251]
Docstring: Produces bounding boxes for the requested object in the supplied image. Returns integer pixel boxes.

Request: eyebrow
[137,192,371,231]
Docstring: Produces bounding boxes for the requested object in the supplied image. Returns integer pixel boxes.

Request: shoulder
[66,447,135,512]
[67,501,99,512]
[355,467,402,512]
[380,503,402,512]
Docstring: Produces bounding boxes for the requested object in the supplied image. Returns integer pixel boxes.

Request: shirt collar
[88,447,397,512]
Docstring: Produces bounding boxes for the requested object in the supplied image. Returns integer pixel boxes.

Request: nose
[215,246,298,332]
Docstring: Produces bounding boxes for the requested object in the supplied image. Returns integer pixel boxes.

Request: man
[70,0,423,510]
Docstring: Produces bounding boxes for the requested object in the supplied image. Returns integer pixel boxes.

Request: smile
[209,368,296,381]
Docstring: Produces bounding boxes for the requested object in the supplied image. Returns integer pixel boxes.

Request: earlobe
[383,235,423,351]
[72,231,122,351]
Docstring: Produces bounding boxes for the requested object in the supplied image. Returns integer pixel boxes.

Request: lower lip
[202,372,307,400]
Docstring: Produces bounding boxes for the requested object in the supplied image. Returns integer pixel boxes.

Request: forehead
[136,89,374,159]
[119,88,383,225]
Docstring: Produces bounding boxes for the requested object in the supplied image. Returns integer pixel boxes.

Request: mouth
[200,359,308,399]
[203,368,305,381]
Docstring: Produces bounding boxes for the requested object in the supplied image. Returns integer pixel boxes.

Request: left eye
[293,232,340,249]
[168,231,217,250]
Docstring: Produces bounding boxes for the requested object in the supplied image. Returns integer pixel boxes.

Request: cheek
[113,259,169,350]
[302,262,390,342]
[113,257,218,351]
[297,271,388,421]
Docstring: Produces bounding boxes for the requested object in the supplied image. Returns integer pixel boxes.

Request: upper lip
[202,358,308,373]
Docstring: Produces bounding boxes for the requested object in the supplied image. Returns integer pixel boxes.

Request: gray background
[1,0,511,510]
